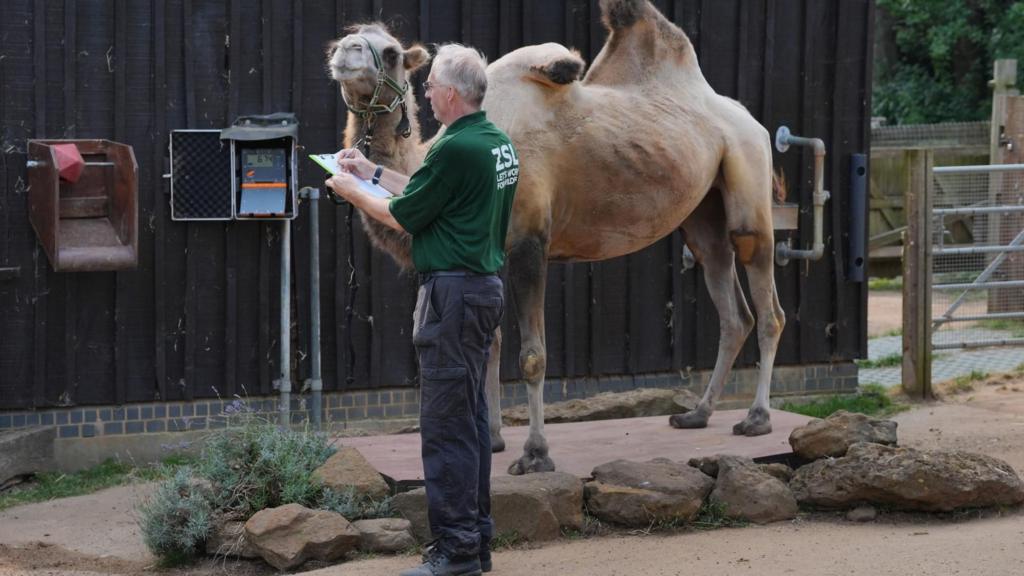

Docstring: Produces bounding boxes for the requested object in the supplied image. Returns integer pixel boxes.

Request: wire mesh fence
[930,165,1024,350]
[873,121,990,149]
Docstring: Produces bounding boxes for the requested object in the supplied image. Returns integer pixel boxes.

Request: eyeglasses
[423,80,447,92]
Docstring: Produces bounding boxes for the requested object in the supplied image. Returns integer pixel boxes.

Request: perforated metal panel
[170,130,233,220]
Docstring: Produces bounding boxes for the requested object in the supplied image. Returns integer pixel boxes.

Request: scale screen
[238,147,287,216]
[242,149,286,184]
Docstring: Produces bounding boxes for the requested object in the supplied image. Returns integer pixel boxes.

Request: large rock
[312,446,389,500]
[392,489,431,542]
[205,520,259,558]
[353,518,416,553]
[789,410,898,460]
[244,503,361,570]
[0,427,56,485]
[689,455,793,483]
[584,459,714,526]
[502,388,699,425]
[709,458,798,524]
[790,442,1024,512]
[491,472,584,541]
[393,472,584,543]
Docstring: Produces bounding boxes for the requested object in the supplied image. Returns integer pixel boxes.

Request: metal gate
[901,152,1024,397]
[930,164,1024,350]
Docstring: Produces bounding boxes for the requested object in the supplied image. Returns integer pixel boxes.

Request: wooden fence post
[902,149,934,399]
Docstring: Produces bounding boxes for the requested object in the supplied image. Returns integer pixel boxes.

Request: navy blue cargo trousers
[412,270,504,558]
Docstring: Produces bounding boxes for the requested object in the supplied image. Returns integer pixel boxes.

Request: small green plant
[138,467,214,566]
[781,384,908,419]
[949,370,989,394]
[490,530,525,550]
[562,512,609,540]
[692,499,747,530]
[881,328,903,338]
[320,487,393,521]
[856,353,903,369]
[195,408,335,516]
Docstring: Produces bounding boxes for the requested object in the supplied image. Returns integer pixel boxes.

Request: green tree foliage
[874,0,1024,124]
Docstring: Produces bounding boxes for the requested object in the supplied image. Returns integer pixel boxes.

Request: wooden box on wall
[27,140,138,272]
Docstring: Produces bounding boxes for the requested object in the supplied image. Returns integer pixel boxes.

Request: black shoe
[402,547,482,576]
[479,548,492,573]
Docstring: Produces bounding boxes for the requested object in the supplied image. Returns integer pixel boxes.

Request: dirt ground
[1,378,1023,576]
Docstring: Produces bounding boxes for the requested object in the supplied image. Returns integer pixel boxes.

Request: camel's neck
[341,94,426,272]
[343,96,427,175]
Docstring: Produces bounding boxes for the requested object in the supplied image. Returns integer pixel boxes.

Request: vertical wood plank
[182,0,197,400]
[114,0,128,405]
[153,0,167,401]
[461,0,472,42]
[31,0,48,409]
[33,0,46,136]
[670,231,683,372]
[64,0,76,136]
[588,263,601,374]
[901,149,933,399]
[498,0,511,55]
[61,0,78,404]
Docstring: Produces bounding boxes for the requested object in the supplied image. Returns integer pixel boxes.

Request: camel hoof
[669,405,711,429]
[507,453,556,475]
[732,407,772,436]
[490,433,506,453]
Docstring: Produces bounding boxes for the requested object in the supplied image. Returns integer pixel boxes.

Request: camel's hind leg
[485,329,505,452]
[670,190,755,429]
[720,142,786,437]
[506,235,555,475]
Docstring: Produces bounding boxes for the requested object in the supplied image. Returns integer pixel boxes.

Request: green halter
[341,39,413,156]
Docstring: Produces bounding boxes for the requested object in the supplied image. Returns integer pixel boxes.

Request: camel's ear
[325,39,340,60]
[403,45,430,72]
[526,51,585,88]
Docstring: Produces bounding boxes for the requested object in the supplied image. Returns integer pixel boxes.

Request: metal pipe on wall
[298,187,323,429]
[774,126,831,265]
[278,219,292,428]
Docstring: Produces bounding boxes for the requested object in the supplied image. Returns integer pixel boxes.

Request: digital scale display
[241,148,286,184]
[238,147,288,216]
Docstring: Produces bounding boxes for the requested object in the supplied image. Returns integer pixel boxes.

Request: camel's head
[326,24,430,109]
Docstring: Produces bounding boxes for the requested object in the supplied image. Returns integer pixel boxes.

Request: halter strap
[341,40,410,120]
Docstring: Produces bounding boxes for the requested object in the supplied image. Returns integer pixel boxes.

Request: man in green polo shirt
[326,43,518,576]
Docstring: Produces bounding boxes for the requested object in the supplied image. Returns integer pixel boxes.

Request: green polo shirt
[388,111,519,273]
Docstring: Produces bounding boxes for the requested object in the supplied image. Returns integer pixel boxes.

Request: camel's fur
[328,0,785,475]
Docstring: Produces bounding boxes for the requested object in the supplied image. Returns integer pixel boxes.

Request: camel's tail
[772,168,787,204]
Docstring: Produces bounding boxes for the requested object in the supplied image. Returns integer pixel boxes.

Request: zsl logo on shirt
[491,144,519,191]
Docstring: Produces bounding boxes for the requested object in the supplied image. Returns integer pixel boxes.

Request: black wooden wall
[0,0,873,410]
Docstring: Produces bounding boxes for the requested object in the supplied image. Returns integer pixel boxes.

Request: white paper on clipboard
[309,153,393,199]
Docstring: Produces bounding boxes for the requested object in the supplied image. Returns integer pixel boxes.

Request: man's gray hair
[432,44,488,107]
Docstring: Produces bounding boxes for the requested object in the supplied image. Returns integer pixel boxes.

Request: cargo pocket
[420,366,470,418]
[462,292,503,347]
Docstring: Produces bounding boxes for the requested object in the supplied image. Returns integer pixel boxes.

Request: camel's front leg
[486,327,505,452]
[506,236,555,475]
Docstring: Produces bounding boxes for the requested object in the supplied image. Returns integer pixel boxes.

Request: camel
[326,0,785,476]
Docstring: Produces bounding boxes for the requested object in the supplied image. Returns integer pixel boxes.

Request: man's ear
[403,45,430,72]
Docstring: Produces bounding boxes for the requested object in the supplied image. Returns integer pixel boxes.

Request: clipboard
[309,153,393,199]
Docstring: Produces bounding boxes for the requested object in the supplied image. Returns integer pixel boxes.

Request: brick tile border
[0,362,858,439]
